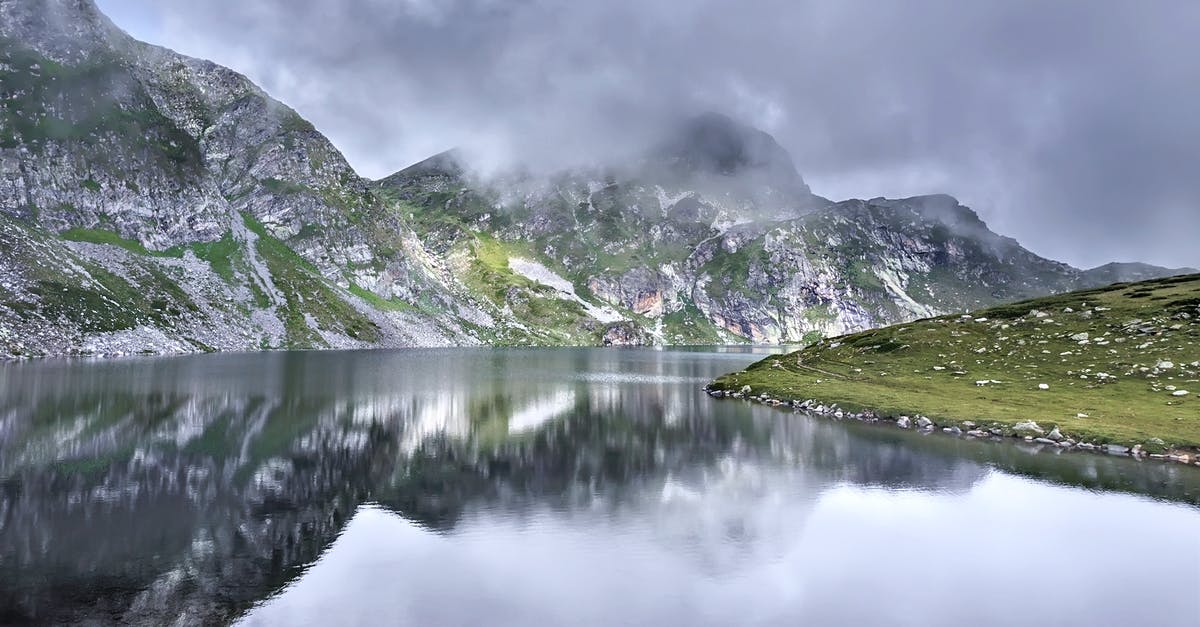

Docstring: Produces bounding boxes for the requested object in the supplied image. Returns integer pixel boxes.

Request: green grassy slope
[709,274,1200,452]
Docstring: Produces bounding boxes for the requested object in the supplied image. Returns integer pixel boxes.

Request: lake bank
[706,274,1200,465]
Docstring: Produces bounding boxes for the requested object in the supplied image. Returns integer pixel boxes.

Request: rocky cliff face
[0,0,1190,358]
[376,151,1147,345]
[0,0,493,357]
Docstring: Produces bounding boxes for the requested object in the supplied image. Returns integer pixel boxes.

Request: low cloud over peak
[95,0,1200,268]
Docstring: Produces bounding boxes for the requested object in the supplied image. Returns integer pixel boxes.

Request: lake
[1,347,1198,625]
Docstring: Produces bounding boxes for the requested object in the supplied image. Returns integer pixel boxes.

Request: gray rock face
[1,0,1193,359]
[601,321,647,346]
[0,0,495,357]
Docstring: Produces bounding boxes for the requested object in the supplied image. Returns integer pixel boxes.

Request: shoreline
[704,383,1200,468]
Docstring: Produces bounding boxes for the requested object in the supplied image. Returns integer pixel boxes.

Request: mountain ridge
[0,0,1192,358]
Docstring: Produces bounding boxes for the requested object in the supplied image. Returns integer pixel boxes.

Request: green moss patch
[711,274,1200,450]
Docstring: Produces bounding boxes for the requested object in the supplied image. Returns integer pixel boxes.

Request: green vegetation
[62,227,242,283]
[711,274,1200,451]
[184,231,240,282]
[348,283,417,313]
[22,267,144,332]
[698,239,769,300]
[61,227,162,256]
[0,38,201,168]
[242,213,381,346]
[459,232,599,345]
[848,259,884,291]
[261,177,308,195]
[659,300,730,345]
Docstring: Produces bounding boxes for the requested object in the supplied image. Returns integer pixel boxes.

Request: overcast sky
[95,0,1199,269]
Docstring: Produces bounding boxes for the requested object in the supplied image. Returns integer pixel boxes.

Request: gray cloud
[97,0,1200,269]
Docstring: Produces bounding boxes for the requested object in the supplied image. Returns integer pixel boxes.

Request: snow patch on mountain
[508,257,625,323]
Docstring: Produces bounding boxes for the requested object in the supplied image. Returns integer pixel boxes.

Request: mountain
[0,0,491,357]
[1082,262,1199,287]
[376,155,1171,345]
[0,0,1192,358]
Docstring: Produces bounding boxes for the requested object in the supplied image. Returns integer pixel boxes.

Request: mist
[95,0,1200,269]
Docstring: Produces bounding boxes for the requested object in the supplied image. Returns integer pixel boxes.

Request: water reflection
[0,348,1197,625]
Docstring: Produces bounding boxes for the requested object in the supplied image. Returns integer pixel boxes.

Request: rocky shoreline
[704,384,1200,468]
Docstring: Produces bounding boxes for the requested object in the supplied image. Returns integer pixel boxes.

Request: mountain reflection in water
[1,348,1197,626]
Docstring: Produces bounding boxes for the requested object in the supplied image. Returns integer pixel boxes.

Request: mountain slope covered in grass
[709,274,1200,456]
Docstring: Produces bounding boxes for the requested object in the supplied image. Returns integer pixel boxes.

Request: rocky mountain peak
[1082,262,1200,287]
[657,111,806,182]
[0,0,125,62]
[630,111,823,218]
[388,148,467,180]
[865,194,996,240]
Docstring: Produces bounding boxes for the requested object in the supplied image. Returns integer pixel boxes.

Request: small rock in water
[1104,444,1130,456]
[1046,426,1064,441]
[943,426,962,435]
[740,385,752,395]
[1034,437,1057,446]
[916,416,934,429]
[896,416,912,429]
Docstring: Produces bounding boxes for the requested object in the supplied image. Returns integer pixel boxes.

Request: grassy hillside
[709,274,1200,454]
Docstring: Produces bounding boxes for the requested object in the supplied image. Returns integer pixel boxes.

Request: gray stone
[916,416,934,429]
[1046,426,1063,441]
[895,416,912,429]
[1012,421,1045,436]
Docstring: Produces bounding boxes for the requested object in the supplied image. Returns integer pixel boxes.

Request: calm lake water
[1,347,1198,625]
